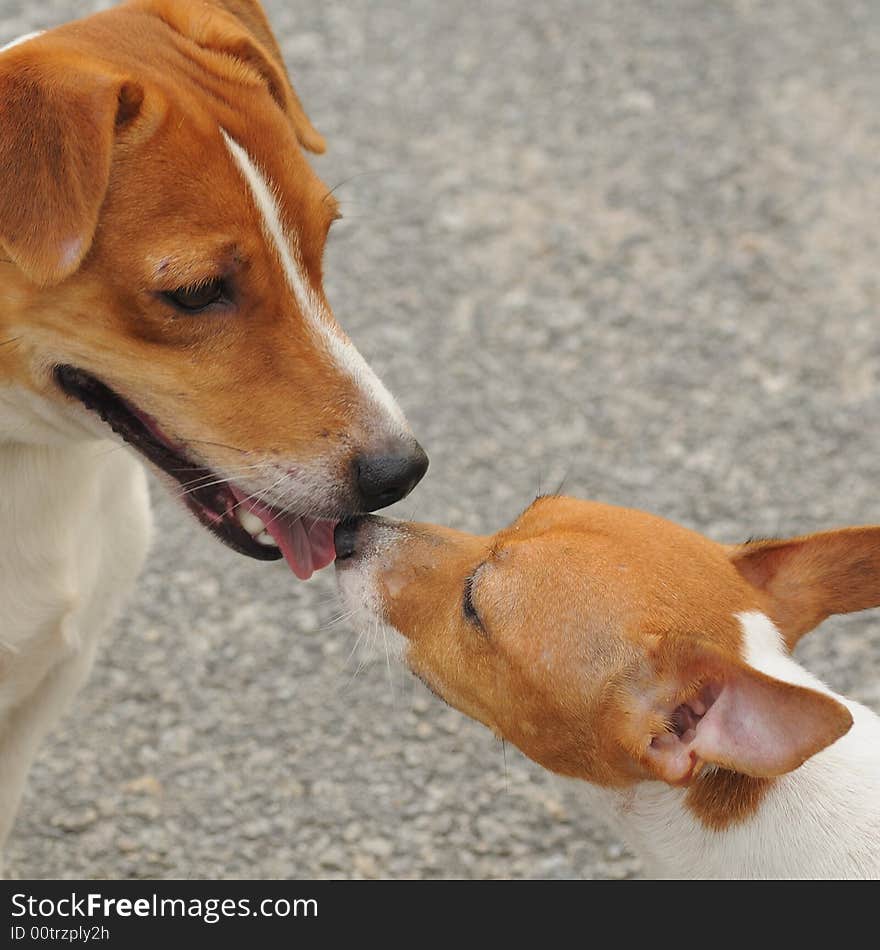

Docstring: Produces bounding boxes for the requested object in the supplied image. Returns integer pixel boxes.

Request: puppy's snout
[354,441,428,511]
[334,513,399,566]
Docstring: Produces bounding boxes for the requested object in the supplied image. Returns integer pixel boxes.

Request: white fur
[336,526,409,666]
[0,386,152,858]
[583,611,880,879]
[341,540,880,879]
[0,26,417,877]
[220,131,408,435]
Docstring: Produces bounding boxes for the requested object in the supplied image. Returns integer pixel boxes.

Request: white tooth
[256,531,278,547]
[238,510,265,537]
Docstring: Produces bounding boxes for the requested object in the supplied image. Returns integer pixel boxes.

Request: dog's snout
[354,442,429,511]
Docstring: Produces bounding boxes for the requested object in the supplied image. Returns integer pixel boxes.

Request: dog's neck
[0,379,150,851]
[0,382,150,666]
[586,613,880,879]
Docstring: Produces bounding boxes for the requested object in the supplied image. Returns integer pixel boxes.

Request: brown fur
[0,0,385,506]
[729,528,880,648]
[686,769,773,831]
[344,497,872,829]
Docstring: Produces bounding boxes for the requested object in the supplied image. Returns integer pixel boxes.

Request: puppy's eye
[463,573,484,631]
[162,278,228,313]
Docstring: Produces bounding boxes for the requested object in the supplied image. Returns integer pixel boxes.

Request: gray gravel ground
[4,0,880,879]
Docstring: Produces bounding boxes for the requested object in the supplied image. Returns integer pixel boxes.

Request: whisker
[186,439,254,455]
[344,621,369,668]
[341,621,373,691]
[553,466,572,498]
[329,616,369,696]
[316,597,352,618]
[176,462,266,487]
[173,466,270,500]
[381,622,395,703]
[174,462,268,494]
[322,168,395,202]
[229,472,295,515]
[325,607,360,629]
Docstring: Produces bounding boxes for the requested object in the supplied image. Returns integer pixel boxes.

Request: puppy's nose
[334,518,362,561]
[354,442,428,511]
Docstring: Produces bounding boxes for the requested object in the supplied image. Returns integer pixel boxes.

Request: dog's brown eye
[463,573,484,631]
[163,278,228,313]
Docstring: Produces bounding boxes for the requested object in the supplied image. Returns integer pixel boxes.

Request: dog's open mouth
[54,365,336,579]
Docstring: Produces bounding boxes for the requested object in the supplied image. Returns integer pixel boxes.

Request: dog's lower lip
[54,365,341,576]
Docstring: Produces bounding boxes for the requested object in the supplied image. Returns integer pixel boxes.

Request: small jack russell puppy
[0,0,426,861]
[335,496,880,879]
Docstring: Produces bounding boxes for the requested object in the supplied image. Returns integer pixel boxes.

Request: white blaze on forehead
[220,130,408,433]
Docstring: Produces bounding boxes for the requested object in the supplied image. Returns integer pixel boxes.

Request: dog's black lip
[333,515,365,562]
[53,364,282,561]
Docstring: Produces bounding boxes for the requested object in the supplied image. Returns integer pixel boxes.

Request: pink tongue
[243,499,337,581]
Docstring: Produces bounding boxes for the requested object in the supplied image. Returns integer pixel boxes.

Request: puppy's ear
[0,46,143,286]
[610,637,852,786]
[728,526,880,648]
[143,0,326,153]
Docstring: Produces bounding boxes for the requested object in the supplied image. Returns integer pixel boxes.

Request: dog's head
[0,0,427,577]
[335,497,876,797]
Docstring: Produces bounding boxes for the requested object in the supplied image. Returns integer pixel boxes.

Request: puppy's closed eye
[462,572,485,633]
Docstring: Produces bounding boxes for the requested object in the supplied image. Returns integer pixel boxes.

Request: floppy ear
[728,526,880,648]
[0,47,143,286]
[142,0,326,153]
[611,637,852,786]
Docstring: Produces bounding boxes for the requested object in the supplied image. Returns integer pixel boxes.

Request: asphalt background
[3,0,879,879]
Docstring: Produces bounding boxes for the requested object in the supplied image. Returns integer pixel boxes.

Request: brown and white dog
[0,0,426,857]
[336,498,880,878]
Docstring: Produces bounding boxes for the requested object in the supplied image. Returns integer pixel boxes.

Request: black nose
[334,518,362,561]
[354,442,429,512]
